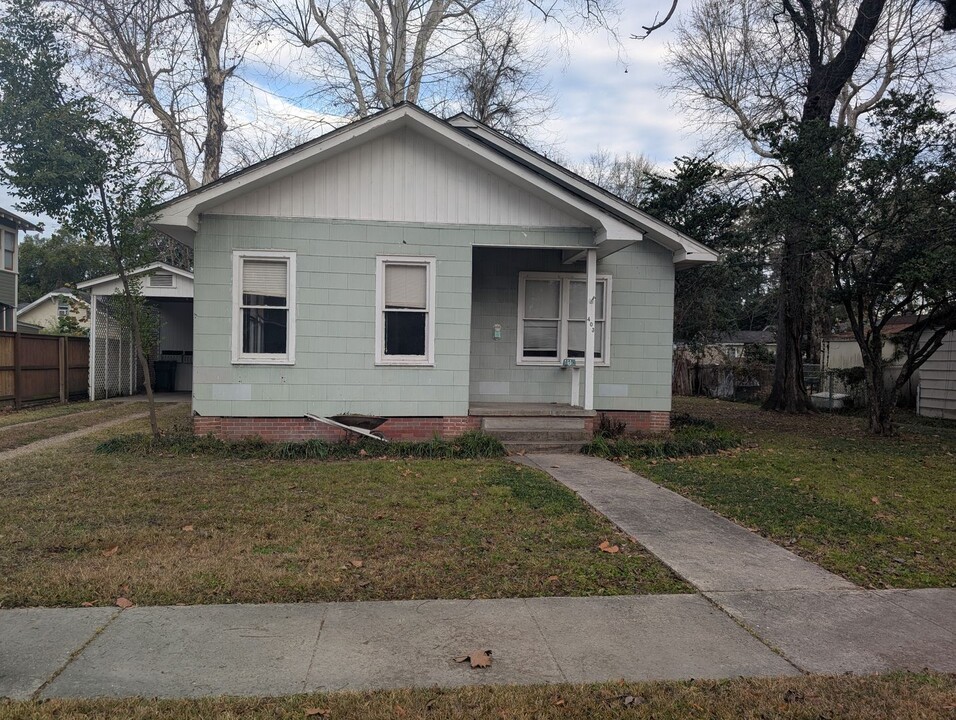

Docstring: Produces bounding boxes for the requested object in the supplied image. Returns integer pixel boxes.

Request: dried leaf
[349,559,364,568]
[181,525,194,532]
[394,705,407,717]
[358,449,368,457]
[547,575,559,582]
[304,708,330,717]
[115,597,134,609]
[454,649,492,668]
[598,540,620,554]
[81,601,94,607]
[553,698,566,707]
[871,496,880,504]
[101,546,119,558]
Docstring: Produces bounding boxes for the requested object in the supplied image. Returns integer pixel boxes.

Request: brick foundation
[192,414,481,443]
[193,411,668,442]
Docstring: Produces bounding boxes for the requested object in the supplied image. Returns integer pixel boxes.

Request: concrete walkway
[2,595,797,700]
[521,454,956,676]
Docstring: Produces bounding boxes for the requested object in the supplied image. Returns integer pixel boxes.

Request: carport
[78,262,194,399]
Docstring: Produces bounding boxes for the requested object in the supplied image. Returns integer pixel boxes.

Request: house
[917,330,956,420]
[16,288,91,334]
[152,104,718,443]
[0,207,41,332]
[78,262,194,399]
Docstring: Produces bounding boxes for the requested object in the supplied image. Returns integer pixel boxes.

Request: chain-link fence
[89,295,139,400]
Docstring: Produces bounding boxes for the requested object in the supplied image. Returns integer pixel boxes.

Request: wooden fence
[0,332,89,408]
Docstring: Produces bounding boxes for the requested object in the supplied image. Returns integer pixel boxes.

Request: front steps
[471,405,594,454]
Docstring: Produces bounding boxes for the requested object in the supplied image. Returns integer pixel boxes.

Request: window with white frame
[375,256,435,365]
[517,272,611,365]
[2,230,15,271]
[57,298,70,317]
[232,251,296,364]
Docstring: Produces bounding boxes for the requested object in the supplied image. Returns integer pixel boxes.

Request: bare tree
[578,150,654,204]
[252,0,618,119]
[57,0,242,192]
[449,6,554,141]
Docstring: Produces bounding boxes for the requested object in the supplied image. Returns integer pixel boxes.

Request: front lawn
[0,407,686,607]
[628,397,956,589]
[0,401,155,452]
[3,673,952,719]
[0,399,122,428]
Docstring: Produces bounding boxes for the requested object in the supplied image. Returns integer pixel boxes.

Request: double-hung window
[57,299,70,317]
[375,256,435,365]
[2,230,15,271]
[232,250,296,364]
[517,272,611,365]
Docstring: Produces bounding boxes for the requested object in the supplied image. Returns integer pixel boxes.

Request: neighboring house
[152,104,718,442]
[917,330,956,420]
[16,288,91,334]
[78,262,194,398]
[0,207,41,332]
[714,329,776,360]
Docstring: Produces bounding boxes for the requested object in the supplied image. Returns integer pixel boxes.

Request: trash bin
[153,360,178,393]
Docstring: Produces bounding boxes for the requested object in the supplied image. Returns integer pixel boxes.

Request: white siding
[208,127,589,229]
[919,331,956,420]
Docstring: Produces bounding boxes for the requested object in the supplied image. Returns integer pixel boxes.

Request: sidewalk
[521,454,956,676]
[2,595,796,700]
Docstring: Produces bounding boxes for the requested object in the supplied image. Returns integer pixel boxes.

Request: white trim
[375,255,436,366]
[516,271,612,367]
[77,261,193,291]
[16,290,89,318]
[584,249,597,411]
[231,250,296,365]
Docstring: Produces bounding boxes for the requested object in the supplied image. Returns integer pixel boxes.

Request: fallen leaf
[598,540,620,554]
[547,575,559,582]
[81,602,94,607]
[101,546,119,558]
[783,688,804,704]
[181,525,194,532]
[349,559,364,568]
[358,449,368,457]
[454,649,492,668]
[115,597,134,609]
[304,708,330,717]
[394,705,407,717]
[553,698,566,707]
[871,496,881,505]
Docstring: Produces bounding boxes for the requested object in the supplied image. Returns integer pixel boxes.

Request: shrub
[582,426,740,460]
[595,413,627,439]
[96,429,506,460]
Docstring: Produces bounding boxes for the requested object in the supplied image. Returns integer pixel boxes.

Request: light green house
[154,104,718,445]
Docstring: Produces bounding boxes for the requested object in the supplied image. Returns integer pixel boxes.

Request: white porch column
[584,248,597,410]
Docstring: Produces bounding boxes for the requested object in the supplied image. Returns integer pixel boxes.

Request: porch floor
[468,402,595,418]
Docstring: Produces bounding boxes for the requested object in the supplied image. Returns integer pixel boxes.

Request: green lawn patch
[2,673,952,719]
[0,408,687,607]
[0,400,122,429]
[0,402,156,452]
[630,397,956,588]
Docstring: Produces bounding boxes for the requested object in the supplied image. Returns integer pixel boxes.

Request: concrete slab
[523,454,854,592]
[881,588,956,633]
[306,598,564,691]
[525,594,799,683]
[709,589,956,674]
[42,604,327,699]
[0,607,118,700]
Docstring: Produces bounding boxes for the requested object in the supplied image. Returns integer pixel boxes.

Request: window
[517,272,611,366]
[2,230,15,271]
[57,299,70,317]
[375,256,435,365]
[232,251,296,364]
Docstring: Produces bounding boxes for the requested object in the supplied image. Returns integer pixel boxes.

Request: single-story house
[16,288,91,333]
[0,207,41,332]
[78,262,194,398]
[918,330,956,420]
[152,104,718,442]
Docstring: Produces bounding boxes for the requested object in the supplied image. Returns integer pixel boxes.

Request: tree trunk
[865,360,896,435]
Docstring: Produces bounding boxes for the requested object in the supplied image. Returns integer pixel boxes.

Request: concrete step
[488,429,591,442]
[482,416,588,431]
[503,441,588,454]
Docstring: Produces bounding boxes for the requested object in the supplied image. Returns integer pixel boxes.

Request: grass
[0,401,160,452]
[0,406,686,607]
[2,673,953,719]
[0,399,128,428]
[628,397,956,589]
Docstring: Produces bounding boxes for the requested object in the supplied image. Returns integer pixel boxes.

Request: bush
[96,429,506,460]
[595,413,627,439]
[582,426,741,460]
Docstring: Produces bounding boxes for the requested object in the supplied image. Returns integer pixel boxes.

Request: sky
[0,3,693,233]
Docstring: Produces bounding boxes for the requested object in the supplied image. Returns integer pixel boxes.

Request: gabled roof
[0,206,41,232]
[16,288,90,317]
[76,261,193,292]
[153,104,718,267]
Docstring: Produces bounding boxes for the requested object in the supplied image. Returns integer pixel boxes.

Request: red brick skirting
[192,415,481,442]
[193,411,669,442]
